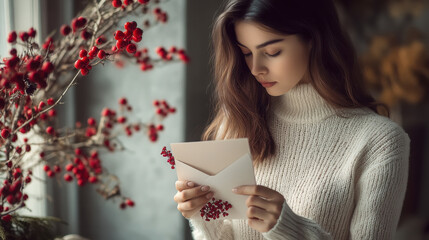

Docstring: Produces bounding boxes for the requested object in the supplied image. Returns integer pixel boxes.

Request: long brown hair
[202,0,389,163]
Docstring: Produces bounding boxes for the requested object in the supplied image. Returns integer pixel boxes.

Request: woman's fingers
[177,191,214,219]
[177,192,214,212]
[246,195,282,217]
[175,180,196,191]
[174,185,211,203]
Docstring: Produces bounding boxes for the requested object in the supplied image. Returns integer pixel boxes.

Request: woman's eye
[266,51,281,57]
[243,52,252,57]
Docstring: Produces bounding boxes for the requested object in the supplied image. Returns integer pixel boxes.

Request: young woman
[174,0,410,239]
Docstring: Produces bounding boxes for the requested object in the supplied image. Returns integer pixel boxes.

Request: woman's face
[234,20,312,96]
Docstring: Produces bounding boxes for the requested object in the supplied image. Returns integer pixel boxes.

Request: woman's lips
[259,82,277,88]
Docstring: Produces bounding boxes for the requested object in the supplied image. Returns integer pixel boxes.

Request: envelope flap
[170,138,251,176]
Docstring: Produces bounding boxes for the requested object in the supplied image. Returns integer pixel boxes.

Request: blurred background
[0,0,428,239]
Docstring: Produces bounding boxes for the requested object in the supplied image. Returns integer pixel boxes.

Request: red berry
[65,164,74,171]
[43,165,50,172]
[19,32,29,42]
[81,30,92,40]
[77,179,85,186]
[112,0,122,8]
[116,39,127,49]
[97,50,106,59]
[74,59,85,69]
[119,97,127,105]
[2,215,12,222]
[42,61,54,73]
[124,21,137,31]
[102,108,112,116]
[9,48,17,56]
[95,35,106,45]
[126,199,135,207]
[138,0,149,3]
[47,98,55,105]
[87,117,96,126]
[25,176,32,183]
[114,30,125,40]
[48,109,57,117]
[72,17,87,31]
[47,170,55,177]
[124,0,133,5]
[26,59,40,71]
[156,124,164,131]
[79,49,88,58]
[81,68,89,76]
[46,126,55,135]
[89,176,98,183]
[75,148,83,155]
[169,46,177,53]
[133,28,143,37]
[64,174,73,182]
[25,145,31,152]
[28,27,37,38]
[1,129,10,139]
[126,43,137,53]
[53,165,61,173]
[117,116,126,123]
[7,31,17,43]
[60,25,72,36]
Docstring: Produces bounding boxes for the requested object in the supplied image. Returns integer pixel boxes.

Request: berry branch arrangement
[0,0,188,235]
[161,147,233,221]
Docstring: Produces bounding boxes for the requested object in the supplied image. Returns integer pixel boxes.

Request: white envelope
[170,138,256,219]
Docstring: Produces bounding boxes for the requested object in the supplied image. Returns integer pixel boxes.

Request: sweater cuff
[189,216,233,240]
[262,200,332,240]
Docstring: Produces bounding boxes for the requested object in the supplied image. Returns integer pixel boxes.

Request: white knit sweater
[189,83,410,240]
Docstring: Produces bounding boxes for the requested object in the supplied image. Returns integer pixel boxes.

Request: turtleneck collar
[269,83,339,123]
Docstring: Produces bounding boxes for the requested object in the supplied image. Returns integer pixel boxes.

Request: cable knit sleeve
[349,123,410,239]
[263,121,410,240]
[189,217,234,240]
[262,200,333,239]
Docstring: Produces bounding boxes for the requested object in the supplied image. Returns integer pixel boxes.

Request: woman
[174,0,410,239]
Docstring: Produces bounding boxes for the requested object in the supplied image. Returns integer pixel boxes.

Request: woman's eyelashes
[243,51,281,57]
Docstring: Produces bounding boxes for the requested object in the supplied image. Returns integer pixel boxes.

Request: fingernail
[232,188,237,193]
[187,182,194,187]
[201,186,209,192]
[206,192,214,199]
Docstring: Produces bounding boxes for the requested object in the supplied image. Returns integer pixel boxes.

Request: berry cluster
[0,167,31,222]
[153,7,168,23]
[7,28,36,43]
[153,99,176,117]
[1,36,54,93]
[160,146,175,169]
[154,46,190,63]
[113,21,143,54]
[200,198,232,221]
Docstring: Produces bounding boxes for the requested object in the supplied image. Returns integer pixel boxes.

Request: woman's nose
[250,57,268,76]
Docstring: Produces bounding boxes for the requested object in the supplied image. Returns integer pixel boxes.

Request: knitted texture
[189,83,410,240]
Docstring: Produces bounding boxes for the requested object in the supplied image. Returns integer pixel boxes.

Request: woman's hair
[202,0,390,163]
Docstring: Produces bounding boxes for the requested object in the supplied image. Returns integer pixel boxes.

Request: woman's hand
[174,180,214,219]
[233,185,285,233]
